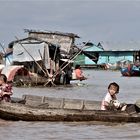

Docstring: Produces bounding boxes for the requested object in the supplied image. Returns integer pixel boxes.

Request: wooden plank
[22,95,101,110]
[23,95,43,102]
[63,99,84,110]
[84,100,101,110]
[23,95,45,107]
[43,97,63,109]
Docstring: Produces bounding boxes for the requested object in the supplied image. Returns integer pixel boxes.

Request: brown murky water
[0,70,140,140]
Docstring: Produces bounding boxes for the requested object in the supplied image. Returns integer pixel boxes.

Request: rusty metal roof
[24,29,80,38]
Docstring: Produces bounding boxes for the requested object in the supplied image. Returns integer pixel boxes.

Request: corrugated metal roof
[24,29,80,38]
[84,41,140,52]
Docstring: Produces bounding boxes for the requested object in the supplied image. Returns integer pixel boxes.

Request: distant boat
[121,64,140,76]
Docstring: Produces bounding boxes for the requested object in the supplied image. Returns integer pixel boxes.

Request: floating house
[74,42,99,67]
[74,42,140,69]
[2,29,80,86]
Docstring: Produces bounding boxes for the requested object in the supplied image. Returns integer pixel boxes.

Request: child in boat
[101,82,126,111]
[75,65,87,81]
[0,74,13,102]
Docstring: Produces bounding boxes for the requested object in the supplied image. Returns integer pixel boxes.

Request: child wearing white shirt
[101,82,126,111]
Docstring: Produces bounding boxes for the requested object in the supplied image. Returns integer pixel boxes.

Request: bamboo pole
[52,41,90,79]
[0,43,11,65]
[15,36,49,77]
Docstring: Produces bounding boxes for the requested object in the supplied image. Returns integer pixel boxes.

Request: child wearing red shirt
[0,74,13,102]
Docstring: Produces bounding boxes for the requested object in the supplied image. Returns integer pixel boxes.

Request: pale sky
[1,0,140,49]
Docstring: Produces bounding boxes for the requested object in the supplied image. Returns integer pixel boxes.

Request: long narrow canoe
[0,95,139,122]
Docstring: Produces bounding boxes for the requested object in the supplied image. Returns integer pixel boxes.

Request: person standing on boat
[0,74,13,102]
[101,82,126,111]
[75,65,87,81]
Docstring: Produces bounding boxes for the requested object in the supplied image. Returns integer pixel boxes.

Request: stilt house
[2,29,80,86]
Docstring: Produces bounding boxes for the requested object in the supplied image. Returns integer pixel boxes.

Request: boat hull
[121,66,140,76]
[0,99,140,123]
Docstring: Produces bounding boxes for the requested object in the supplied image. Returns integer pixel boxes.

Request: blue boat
[121,64,140,76]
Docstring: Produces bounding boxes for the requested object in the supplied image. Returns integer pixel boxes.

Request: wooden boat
[121,64,140,76]
[0,95,140,123]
